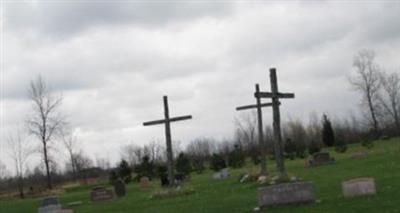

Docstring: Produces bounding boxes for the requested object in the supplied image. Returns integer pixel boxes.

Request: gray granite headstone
[308,152,335,166]
[90,187,114,202]
[258,182,315,207]
[38,196,61,213]
[342,178,376,198]
[114,179,126,197]
[213,168,230,180]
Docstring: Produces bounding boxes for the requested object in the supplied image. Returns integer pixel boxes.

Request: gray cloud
[2,1,400,170]
[5,1,233,39]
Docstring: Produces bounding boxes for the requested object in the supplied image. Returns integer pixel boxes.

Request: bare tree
[0,160,9,180]
[95,157,110,170]
[379,71,400,133]
[350,49,382,136]
[7,130,33,198]
[234,112,257,148]
[120,143,138,167]
[61,131,80,179]
[27,76,65,189]
[73,151,93,174]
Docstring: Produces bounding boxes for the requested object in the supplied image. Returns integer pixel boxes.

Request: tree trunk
[43,141,52,190]
[18,176,24,199]
[366,91,379,137]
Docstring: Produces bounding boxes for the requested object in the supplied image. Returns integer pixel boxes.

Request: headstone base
[258,181,315,207]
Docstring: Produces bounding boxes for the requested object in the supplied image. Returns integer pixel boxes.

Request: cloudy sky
[1,1,400,171]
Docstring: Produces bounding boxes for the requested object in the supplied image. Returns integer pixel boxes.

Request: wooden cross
[143,96,192,187]
[255,68,295,178]
[236,84,275,175]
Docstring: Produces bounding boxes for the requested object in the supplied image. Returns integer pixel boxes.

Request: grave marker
[308,152,335,167]
[342,178,376,198]
[140,176,150,189]
[143,96,192,187]
[90,187,114,202]
[38,196,61,213]
[114,179,126,197]
[258,182,315,207]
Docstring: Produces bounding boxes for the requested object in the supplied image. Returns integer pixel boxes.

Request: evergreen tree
[175,152,192,176]
[308,140,321,155]
[118,159,132,183]
[210,153,226,171]
[228,144,245,168]
[322,114,335,147]
[133,155,155,180]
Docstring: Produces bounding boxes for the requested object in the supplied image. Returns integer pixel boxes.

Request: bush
[210,153,226,171]
[191,159,205,174]
[175,153,192,177]
[228,144,246,168]
[284,138,296,160]
[109,170,118,185]
[308,140,321,155]
[118,160,132,183]
[335,130,348,153]
[362,139,374,149]
[134,156,155,180]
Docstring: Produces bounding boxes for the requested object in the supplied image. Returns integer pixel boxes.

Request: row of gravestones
[209,152,375,209]
[257,151,375,208]
[38,177,152,212]
[258,177,377,207]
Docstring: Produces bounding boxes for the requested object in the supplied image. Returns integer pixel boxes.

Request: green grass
[1,137,399,213]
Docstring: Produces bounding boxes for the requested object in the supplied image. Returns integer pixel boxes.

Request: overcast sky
[1,1,400,172]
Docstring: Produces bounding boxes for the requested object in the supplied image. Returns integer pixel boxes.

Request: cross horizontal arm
[169,115,192,122]
[143,119,167,126]
[143,115,192,126]
[236,102,275,111]
[255,92,295,99]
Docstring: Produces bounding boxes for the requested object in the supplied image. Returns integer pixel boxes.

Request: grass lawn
[1,137,399,213]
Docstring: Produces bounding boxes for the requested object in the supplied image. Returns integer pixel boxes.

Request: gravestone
[90,187,114,202]
[38,196,61,213]
[258,182,315,207]
[308,152,335,167]
[114,179,126,197]
[351,152,368,160]
[213,168,230,180]
[140,176,150,189]
[342,178,376,198]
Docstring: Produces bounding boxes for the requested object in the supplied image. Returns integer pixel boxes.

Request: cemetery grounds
[1,137,399,213]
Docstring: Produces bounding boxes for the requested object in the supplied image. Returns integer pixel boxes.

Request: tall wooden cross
[143,96,192,187]
[236,84,274,175]
[255,68,295,178]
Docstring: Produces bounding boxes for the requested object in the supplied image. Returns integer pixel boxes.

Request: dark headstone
[90,187,114,202]
[114,179,126,197]
[308,152,335,167]
[213,168,230,180]
[160,174,169,187]
[258,182,315,207]
[38,196,62,213]
[342,178,376,198]
[140,176,150,189]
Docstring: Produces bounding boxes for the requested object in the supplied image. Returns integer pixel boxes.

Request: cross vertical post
[236,84,274,175]
[143,95,192,187]
[270,68,286,178]
[255,84,267,175]
[163,96,174,187]
[255,68,295,179]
